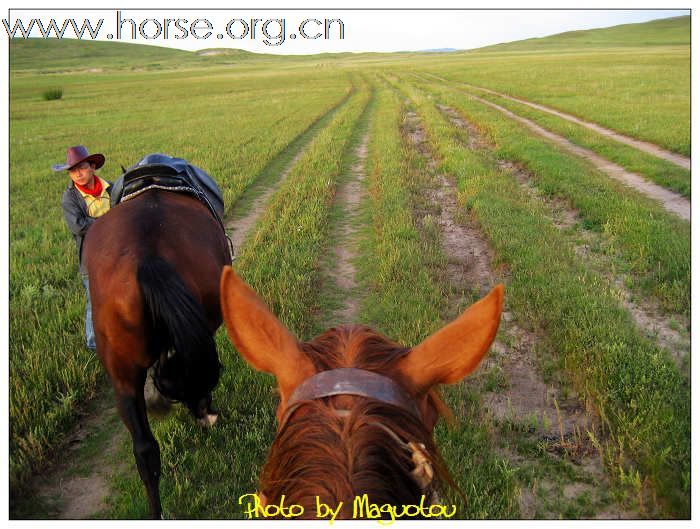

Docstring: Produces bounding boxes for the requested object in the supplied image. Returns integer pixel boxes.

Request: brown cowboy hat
[52,145,105,171]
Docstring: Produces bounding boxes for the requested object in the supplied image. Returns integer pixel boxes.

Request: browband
[278,368,420,430]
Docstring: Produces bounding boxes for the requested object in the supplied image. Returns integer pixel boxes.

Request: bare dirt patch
[481,333,594,441]
[16,371,180,520]
[412,110,495,297]
[17,388,130,519]
[437,103,490,152]
[614,280,690,372]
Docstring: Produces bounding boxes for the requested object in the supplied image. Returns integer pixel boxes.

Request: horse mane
[259,325,458,519]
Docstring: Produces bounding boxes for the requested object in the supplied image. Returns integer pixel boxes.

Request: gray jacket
[61,180,112,274]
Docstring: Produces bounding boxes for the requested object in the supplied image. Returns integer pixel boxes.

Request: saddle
[111,154,225,230]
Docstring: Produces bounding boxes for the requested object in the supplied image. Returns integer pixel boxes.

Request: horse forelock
[299,324,409,372]
[259,325,455,518]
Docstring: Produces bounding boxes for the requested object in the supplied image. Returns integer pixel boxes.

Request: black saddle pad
[111,154,225,224]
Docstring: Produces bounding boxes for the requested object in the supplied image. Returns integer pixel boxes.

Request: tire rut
[225,147,307,255]
[439,104,689,376]
[225,92,352,255]
[402,104,635,519]
[326,132,370,324]
[13,386,130,520]
[465,92,690,221]
[424,73,690,170]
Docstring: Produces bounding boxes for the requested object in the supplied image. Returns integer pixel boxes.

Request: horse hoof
[198,413,218,428]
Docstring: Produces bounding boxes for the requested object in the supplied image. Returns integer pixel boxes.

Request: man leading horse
[53,145,112,351]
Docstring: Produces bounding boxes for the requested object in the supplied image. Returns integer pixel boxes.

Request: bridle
[277,367,436,490]
[279,368,419,428]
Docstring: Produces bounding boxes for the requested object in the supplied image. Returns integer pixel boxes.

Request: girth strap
[279,368,420,430]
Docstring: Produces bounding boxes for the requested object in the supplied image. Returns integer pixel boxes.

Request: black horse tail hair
[137,256,221,405]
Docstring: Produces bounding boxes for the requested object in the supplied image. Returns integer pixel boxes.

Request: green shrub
[42,88,63,101]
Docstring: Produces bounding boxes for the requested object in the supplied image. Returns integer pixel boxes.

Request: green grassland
[10,61,351,489]
[9,14,690,519]
[400,16,690,156]
[415,47,689,156]
[446,84,691,197]
[391,76,689,515]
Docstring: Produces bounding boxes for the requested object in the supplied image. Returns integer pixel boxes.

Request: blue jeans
[81,274,96,350]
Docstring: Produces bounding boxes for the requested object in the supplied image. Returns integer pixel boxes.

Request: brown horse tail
[137,256,221,407]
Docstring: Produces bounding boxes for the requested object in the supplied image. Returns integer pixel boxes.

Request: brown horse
[84,190,231,518]
[219,266,503,520]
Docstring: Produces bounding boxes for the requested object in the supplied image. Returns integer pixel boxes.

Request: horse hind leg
[186,350,221,428]
[114,368,163,519]
[137,257,221,429]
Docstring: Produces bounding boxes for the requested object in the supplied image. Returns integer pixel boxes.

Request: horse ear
[219,266,315,402]
[398,284,504,394]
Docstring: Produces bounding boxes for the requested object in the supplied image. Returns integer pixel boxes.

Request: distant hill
[474,15,689,53]
[9,38,262,72]
[421,48,458,53]
[10,15,690,72]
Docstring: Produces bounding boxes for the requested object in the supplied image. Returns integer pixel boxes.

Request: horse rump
[137,256,221,414]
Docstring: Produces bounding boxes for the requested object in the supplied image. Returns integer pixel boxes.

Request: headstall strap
[279,368,420,431]
[278,367,437,491]
[278,367,435,495]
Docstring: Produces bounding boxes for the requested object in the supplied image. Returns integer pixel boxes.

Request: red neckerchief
[75,177,103,197]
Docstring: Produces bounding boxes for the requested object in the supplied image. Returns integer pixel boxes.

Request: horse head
[220,266,503,519]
